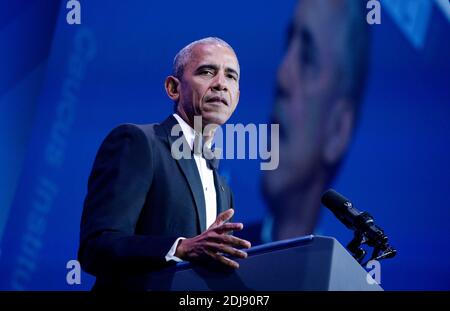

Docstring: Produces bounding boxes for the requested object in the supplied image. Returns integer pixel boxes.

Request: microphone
[321,189,396,263]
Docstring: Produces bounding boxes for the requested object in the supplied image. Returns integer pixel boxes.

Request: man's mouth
[205,96,228,106]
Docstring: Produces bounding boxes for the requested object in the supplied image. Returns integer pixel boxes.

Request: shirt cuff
[165,237,186,262]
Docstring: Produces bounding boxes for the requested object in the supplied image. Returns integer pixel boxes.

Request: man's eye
[227,74,237,80]
[201,70,214,76]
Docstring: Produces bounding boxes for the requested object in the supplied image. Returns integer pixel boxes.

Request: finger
[204,249,240,269]
[214,222,243,234]
[209,209,234,229]
[212,234,252,249]
[206,242,248,259]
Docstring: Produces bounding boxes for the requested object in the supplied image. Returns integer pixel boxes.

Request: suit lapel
[177,157,207,233]
[161,116,207,233]
[213,170,228,216]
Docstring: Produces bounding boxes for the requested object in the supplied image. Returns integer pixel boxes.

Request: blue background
[0,0,449,290]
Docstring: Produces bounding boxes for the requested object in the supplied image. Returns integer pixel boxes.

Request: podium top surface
[174,235,316,271]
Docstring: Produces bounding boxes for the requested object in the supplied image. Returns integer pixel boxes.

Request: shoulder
[105,123,157,141]
[92,123,161,166]
[98,122,166,151]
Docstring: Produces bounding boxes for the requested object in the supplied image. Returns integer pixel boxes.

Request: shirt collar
[173,113,196,151]
[173,113,214,151]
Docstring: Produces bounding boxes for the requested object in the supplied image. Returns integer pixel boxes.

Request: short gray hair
[172,37,236,79]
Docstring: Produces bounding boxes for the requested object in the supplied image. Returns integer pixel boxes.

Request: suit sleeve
[78,124,179,276]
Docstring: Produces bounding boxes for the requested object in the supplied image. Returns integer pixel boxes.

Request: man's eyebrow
[225,67,239,78]
[195,64,239,78]
[195,64,219,73]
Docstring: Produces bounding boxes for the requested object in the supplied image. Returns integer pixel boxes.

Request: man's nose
[212,73,228,91]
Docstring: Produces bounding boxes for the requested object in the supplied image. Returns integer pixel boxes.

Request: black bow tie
[193,133,220,170]
[203,149,220,171]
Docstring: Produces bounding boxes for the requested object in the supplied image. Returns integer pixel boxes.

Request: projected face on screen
[262,0,369,236]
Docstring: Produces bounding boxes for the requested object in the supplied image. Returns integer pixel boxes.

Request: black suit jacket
[78,115,234,290]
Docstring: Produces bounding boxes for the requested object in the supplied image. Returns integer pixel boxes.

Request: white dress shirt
[165,113,217,262]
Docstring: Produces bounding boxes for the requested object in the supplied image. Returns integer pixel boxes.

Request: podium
[143,235,382,291]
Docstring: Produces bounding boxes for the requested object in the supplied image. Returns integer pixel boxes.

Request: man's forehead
[189,43,240,71]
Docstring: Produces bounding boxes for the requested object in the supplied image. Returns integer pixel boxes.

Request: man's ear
[323,99,355,166]
[165,76,180,102]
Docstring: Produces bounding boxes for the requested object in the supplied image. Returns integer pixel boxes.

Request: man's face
[263,0,345,205]
[179,43,240,127]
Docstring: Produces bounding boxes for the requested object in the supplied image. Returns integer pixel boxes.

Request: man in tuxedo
[78,37,251,290]
[238,0,370,245]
